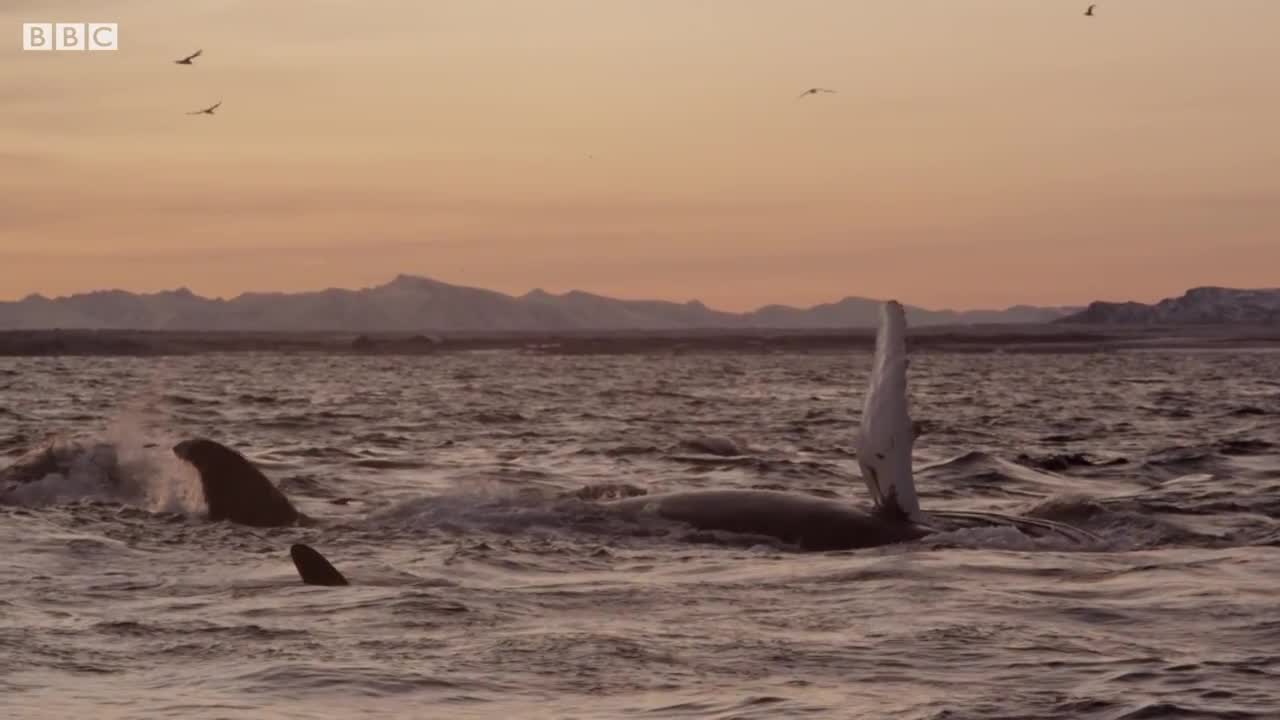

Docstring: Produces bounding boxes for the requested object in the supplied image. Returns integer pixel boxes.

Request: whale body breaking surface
[607,489,929,550]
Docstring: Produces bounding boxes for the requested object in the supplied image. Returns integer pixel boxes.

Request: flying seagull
[174,49,202,65]
[1084,4,1096,16]
[796,87,837,100]
[187,101,221,116]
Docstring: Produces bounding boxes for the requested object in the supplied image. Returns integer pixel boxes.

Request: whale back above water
[610,489,928,550]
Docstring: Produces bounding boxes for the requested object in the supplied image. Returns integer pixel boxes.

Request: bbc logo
[22,23,118,51]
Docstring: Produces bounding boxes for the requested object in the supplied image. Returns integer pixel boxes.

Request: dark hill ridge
[1058,287,1280,325]
[0,275,1079,332]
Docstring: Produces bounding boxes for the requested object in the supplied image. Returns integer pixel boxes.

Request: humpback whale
[608,488,928,550]
[604,301,1099,548]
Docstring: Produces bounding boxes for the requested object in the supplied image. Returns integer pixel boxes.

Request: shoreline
[1,325,1278,356]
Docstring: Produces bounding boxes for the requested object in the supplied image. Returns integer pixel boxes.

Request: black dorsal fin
[290,543,349,586]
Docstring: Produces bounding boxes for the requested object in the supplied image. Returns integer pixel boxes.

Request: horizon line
[0,273,1258,314]
[3,272,1085,314]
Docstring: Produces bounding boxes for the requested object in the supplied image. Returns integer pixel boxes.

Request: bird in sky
[1085,4,1096,16]
[174,49,203,65]
[187,101,222,116]
[796,88,837,100]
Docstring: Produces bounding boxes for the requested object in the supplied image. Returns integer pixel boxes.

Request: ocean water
[1,350,1278,719]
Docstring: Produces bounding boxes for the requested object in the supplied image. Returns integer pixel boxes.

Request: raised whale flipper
[290,543,349,586]
[173,438,303,527]
[856,300,923,522]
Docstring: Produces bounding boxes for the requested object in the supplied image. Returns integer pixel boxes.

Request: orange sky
[2,0,1277,311]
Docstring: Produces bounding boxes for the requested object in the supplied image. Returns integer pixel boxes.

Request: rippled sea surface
[2,350,1279,719]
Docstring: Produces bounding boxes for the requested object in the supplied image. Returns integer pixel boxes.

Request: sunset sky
[2,0,1277,311]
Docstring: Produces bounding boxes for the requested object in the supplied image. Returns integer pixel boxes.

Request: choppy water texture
[2,350,1279,719]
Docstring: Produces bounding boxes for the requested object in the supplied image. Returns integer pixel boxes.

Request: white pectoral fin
[856,300,922,521]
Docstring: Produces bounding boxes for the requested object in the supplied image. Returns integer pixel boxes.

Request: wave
[0,418,204,516]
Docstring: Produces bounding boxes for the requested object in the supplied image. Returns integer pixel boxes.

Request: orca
[172,437,305,527]
[290,543,349,586]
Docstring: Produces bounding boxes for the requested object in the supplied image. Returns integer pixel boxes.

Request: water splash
[101,407,205,515]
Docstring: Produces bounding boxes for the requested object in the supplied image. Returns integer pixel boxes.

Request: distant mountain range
[0,275,1082,332]
[1058,287,1280,325]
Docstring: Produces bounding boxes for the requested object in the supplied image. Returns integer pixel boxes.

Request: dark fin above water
[290,543,349,586]
[172,438,302,527]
